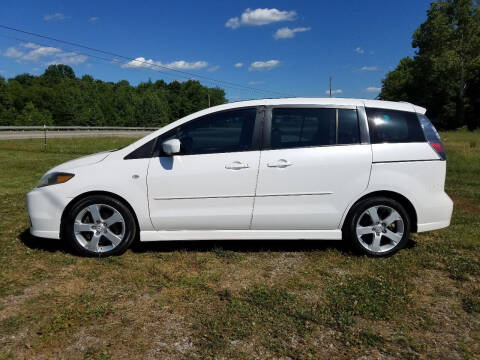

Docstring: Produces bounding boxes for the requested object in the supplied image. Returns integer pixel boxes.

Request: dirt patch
[451,195,480,215]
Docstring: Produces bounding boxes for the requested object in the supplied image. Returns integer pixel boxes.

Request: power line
[0,24,295,97]
[0,34,268,98]
[0,33,262,95]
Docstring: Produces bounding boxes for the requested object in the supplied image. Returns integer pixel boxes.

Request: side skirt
[140,230,342,242]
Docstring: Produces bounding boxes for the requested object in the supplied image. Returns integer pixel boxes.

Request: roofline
[225,97,427,114]
[116,97,427,156]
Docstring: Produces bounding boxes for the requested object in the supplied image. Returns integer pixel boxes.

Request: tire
[344,196,410,257]
[64,195,137,257]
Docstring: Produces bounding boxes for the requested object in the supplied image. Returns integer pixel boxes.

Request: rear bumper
[26,187,70,239]
[416,192,453,233]
[417,219,451,232]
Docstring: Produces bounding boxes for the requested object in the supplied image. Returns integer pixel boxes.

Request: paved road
[0,130,153,140]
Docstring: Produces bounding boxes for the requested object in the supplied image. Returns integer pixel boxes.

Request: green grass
[0,131,479,359]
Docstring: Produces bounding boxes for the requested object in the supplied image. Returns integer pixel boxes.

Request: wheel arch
[341,190,418,233]
[60,191,140,240]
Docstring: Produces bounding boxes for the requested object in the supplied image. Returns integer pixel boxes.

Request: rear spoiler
[398,101,427,114]
[412,104,427,114]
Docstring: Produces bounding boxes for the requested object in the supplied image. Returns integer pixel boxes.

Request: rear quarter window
[366,108,425,144]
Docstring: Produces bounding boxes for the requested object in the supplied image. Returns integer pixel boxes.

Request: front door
[147,107,262,230]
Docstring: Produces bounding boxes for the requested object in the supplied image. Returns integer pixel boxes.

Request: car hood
[48,151,112,172]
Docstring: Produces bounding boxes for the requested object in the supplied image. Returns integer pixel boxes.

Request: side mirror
[162,138,181,155]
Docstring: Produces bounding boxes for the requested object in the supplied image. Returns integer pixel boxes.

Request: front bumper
[26,187,70,239]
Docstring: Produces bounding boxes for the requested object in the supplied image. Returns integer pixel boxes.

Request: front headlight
[37,172,75,188]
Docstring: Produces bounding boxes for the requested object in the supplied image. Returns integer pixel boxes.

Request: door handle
[225,161,249,170]
[267,159,293,168]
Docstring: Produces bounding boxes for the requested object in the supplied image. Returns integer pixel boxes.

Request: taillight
[418,113,446,161]
[429,141,446,160]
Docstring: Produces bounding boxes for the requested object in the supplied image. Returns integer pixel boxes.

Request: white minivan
[26,98,453,257]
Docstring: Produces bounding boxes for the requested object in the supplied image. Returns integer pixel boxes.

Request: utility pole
[208,90,211,107]
[329,77,332,98]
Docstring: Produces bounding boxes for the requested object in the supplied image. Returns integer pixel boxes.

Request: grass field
[0,130,479,359]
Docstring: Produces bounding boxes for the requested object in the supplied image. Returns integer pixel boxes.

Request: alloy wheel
[355,205,404,254]
[73,203,125,253]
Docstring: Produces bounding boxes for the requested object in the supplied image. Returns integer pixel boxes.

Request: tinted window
[124,138,156,159]
[270,108,336,149]
[337,109,360,145]
[156,108,256,156]
[366,108,425,143]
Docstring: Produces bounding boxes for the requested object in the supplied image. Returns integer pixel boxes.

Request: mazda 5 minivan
[27,98,453,257]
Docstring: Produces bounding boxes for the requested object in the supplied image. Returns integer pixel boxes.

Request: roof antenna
[329,77,332,98]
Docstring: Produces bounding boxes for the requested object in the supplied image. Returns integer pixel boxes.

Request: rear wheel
[64,195,136,257]
[345,197,410,257]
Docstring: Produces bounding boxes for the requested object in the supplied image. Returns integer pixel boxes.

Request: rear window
[366,108,425,144]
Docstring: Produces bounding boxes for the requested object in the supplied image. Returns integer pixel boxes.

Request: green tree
[0,65,227,126]
[379,0,480,130]
[43,64,76,80]
[16,102,53,126]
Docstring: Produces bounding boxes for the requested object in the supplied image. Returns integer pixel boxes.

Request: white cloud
[22,46,61,61]
[122,57,208,70]
[167,60,208,70]
[89,16,100,23]
[122,57,155,69]
[208,65,220,72]
[274,27,310,39]
[50,52,88,65]
[234,62,244,68]
[248,81,265,85]
[325,89,343,95]
[4,47,23,58]
[22,42,41,49]
[44,13,68,21]
[226,18,241,29]
[249,60,280,71]
[365,87,381,93]
[3,43,86,65]
[361,66,378,71]
[226,8,297,29]
[354,47,364,54]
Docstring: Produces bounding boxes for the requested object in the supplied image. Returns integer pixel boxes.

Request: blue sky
[0,0,433,101]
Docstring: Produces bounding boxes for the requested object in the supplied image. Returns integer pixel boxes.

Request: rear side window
[366,108,425,144]
[270,108,336,149]
[269,107,361,150]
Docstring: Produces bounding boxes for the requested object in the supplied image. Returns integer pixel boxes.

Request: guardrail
[0,125,158,145]
[0,126,159,131]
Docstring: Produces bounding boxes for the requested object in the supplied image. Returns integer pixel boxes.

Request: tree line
[0,64,227,127]
[379,0,480,130]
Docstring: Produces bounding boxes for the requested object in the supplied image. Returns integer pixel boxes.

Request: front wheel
[64,195,137,257]
[345,197,410,257]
